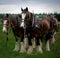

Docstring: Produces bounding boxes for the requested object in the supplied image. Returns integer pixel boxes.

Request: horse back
[38,19,50,30]
[37,19,50,35]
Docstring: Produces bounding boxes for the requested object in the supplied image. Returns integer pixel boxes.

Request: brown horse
[2,14,26,53]
[35,14,58,52]
[34,18,50,53]
[20,7,51,54]
[21,7,58,54]
[45,14,58,44]
[21,7,36,54]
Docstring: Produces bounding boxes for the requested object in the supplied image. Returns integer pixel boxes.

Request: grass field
[0,23,60,58]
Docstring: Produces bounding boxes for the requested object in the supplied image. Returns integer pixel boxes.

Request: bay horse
[20,7,58,54]
[20,7,50,54]
[2,14,26,53]
[21,7,36,54]
[34,14,58,52]
[45,14,58,44]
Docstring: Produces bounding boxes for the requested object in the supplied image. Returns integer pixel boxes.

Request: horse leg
[13,36,19,52]
[32,38,36,48]
[51,32,56,44]
[46,40,50,51]
[27,33,33,54]
[19,35,26,53]
[36,36,43,53]
[45,34,51,51]
[24,35,28,49]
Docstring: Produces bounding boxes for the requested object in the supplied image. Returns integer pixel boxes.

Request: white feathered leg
[37,40,43,53]
[24,37,28,49]
[13,42,19,51]
[46,40,50,51]
[51,32,56,44]
[32,38,36,48]
[27,46,33,54]
[37,45,43,54]
[19,42,26,53]
[40,40,42,48]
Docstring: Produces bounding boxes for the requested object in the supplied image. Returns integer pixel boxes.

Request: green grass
[0,24,60,58]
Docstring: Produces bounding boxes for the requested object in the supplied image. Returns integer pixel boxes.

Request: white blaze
[20,13,26,28]
[22,13,26,19]
[20,19,24,27]
[2,20,7,32]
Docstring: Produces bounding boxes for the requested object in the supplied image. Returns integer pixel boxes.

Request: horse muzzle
[2,27,7,33]
[20,22,26,29]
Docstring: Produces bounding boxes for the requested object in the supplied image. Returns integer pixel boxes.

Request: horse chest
[12,26,22,37]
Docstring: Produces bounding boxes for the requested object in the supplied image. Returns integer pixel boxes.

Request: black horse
[20,7,44,54]
[2,14,26,53]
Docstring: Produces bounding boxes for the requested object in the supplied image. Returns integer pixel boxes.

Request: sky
[0,0,60,14]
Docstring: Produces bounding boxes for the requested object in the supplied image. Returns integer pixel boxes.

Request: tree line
[0,12,60,21]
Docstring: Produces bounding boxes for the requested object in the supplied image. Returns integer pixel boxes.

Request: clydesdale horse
[2,14,26,53]
[20,7,58,54]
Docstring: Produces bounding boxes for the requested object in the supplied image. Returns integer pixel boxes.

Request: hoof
[27,46,33,54]
[20,42,26,53]
[13,48,19,52]
[36,46,43,54]
[19,49,26,53]
[13,42,19,52]
[27,50,32,54]
[46,48,50,52]
[51,39,56,44]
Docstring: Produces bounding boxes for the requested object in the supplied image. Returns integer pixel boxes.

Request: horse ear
[21,8,23,11]
[6,14,9,18]
[26,7,28,11]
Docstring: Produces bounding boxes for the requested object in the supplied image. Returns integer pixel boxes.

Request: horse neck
[26,12,33,27]
[28,12,33,20]
[11,20,18,28]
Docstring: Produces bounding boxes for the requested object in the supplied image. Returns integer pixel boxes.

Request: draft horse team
[2,7,58,54]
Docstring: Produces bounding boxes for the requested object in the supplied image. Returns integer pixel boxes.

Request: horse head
[2,14,11,33]
[20,7,33,28]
